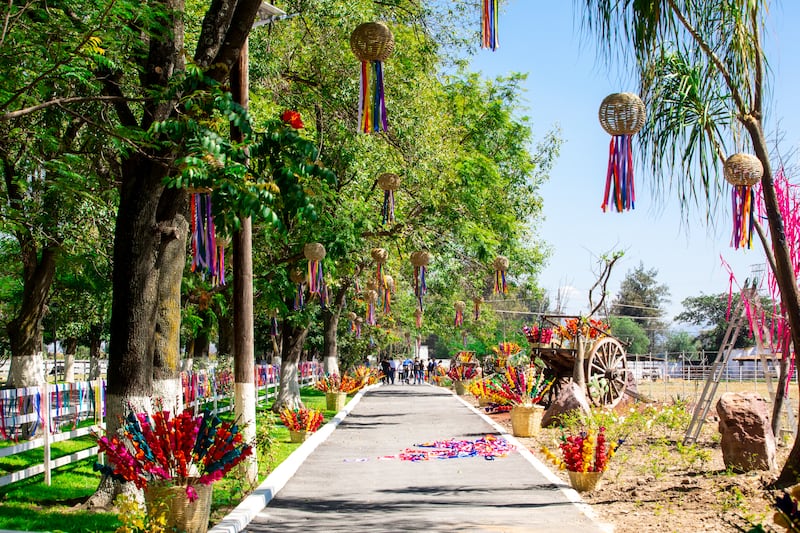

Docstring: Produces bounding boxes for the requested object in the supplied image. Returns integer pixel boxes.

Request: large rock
[542,381,591,427]
[716,392,777,472]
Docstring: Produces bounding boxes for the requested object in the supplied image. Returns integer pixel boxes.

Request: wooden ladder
[682,287,795,445]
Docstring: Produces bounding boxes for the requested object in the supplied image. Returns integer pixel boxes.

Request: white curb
[209,384,380,533]
[452,392,615,533]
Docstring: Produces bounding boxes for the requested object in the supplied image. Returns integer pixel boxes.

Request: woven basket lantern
[289,268,306,284]
[350,22,395,62]
[304,243,326,261]
[454,301,467,313]
[371,247,388,264]
[493,256,509,272]
[384,274,395,292]
[365,279,378,292]
[366,290,378,303]
[410,251,431,267]
[348,311,358,321]
[724,153,763,187]
[378,173,400,191]
[598,93,646,136]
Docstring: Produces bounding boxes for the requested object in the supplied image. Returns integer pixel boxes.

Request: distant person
[388,358,398,384]
[380,358,390,384]
[414,358,424,384]
[427,359,435,381]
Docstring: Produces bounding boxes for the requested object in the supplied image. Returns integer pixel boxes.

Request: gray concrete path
[229,384,610,533]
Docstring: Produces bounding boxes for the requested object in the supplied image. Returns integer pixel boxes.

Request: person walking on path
[413,358,424,384]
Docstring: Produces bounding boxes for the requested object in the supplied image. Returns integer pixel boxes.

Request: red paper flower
[281,110,304,129]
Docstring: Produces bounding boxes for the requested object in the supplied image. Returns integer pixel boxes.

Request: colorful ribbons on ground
[399,434,514,461]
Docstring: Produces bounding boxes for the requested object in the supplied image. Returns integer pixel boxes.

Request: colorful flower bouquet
[522,324,554,345]
[556,317,609,342]
[279,407,324,433]
[351,365,382,387]
[541,426,621,473]
[446,364,479,382]
[314,373,361,394]
[94,408,253,501]
[486,366,553,406]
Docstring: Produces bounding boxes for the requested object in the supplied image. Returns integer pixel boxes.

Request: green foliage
[609,316,650,354]
[611,262,671,348]
[676,292,757,352]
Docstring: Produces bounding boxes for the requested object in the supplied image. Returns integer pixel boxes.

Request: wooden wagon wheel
[585,336,627,407]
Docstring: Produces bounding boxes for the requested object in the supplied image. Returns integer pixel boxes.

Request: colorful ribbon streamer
[481,0,500,51]
[601,134,635,212]
[731,185,755,249]
[414,265,427,310]
[494,269,507,294]
[382,188,395,224]
[358,60,388,133]
[190,193,225,285]
[307,259,328,307]
[455,308,464,327]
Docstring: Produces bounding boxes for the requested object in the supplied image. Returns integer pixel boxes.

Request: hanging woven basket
[473,296,484,305]
[304,243,326,261]
[493,256,509,271]
[378,172,400,191]
[348,311,357,321]
[366,289,378,303]
[289,268,306,284]
[454,300,467,312]
[410,250,431,267]
[350,22,395,62]
[365,279,378,292]
[598,93,646,136]
[724,153,763,187]
[371,247,388,264]
[384,274,395,292]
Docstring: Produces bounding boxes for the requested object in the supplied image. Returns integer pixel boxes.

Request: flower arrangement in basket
[351,365,382,387]
[522,324,554,347]
[541,426,621,473]
[486,365,553,407]
[430,364,448,385]
[279,407,324,433]
[491,341,522,367]
[314,373,361,394]
[467,377,507,405]
[94,408,253,501]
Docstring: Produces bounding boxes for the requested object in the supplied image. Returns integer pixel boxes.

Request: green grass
[0,387,343,533]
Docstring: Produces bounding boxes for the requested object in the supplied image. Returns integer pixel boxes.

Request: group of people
[379,357,439,385]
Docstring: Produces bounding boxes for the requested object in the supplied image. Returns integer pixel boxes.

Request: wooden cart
[528,315,628,407]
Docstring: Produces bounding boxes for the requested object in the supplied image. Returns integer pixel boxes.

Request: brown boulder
[542,381,591,427]
[716,392,776,472]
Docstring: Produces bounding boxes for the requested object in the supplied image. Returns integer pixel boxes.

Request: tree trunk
[218,306,234,359]
[89,334,102,381]
[64,337,77,383]
[272,318,309,412]
[322,284,348,376]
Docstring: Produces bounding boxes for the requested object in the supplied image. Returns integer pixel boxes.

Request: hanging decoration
[473,296,484,321]
[371,247,388,286]
[378,173,400,225]
[415,308,423,329]
[481,0,499,51]
[366,289,378,326]
[348,311,358,334]
[355,317,363,338]
[493,256,509,295]
[383,275,394,314]
[598,92,646,212]
[289,268,306,310]
[454,300,466,327]
[350,22,395,134]
[304,243,328,306]
[190,192,225,285]
[410,251,431,310]
[724,153,763,249]
[270,312,279,337]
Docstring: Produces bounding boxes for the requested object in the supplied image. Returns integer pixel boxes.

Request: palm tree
[577,0,800,486]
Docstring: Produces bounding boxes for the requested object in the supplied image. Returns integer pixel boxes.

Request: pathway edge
[208,384,380,533]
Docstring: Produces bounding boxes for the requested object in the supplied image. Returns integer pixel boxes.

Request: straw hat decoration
[454,300,467,327]
[598,92,646,212]
[190,192,225,286]
[493,255,509,295]
[481,0,500,51]
[415,307,423,328]
[290,268,307,310]
[724,153,763,249]
[350,22,395,133]
[304,243,328,305]
[378,172,400,224]
[410,251,431,311]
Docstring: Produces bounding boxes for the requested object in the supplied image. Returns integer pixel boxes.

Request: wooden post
[42,383,51,486]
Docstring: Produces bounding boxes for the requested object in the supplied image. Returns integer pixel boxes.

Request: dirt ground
[476,381,799,533]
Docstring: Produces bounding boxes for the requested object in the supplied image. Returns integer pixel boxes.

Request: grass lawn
[0,387,343,533]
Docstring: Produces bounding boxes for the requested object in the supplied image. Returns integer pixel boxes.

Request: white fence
[0,363,322,488]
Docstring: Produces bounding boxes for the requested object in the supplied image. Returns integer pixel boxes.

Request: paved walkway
[211,384,611,533]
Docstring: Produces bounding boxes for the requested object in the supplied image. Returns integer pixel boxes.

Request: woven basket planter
[724,153,763,187]
[289,430,309,443]
[598,92,646,136]
[325,391,347,412]
[304,243,326,261]
[350,22,395,62]
[145,482,213,533]
[567,470,604,492]
[509,405,544,437]
[454,380,468,395]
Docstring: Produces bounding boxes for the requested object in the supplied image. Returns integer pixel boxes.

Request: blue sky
[469,1,800,323]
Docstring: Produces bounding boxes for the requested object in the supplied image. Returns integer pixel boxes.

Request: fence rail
[0,362,322,488]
